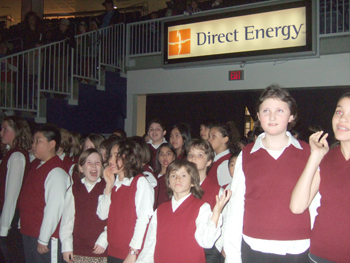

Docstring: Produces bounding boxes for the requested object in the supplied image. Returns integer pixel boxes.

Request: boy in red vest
[19,125,70,263]
[147,118,167,169]
[187,139,225,263]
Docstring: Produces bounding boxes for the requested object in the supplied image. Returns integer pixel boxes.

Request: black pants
[0,210,24,263]
[22,235,63,263]
[309,253,336,263]
[205,245,225,263]
[242,239,309,263]
[107,255,124,263]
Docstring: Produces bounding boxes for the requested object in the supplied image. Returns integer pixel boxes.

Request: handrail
[0,39,74,119]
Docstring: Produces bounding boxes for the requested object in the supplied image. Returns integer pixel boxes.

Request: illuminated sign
[163,0,316,67]
[229,70,244,81]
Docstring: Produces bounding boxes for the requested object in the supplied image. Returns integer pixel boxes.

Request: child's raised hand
[103,167,116,186]
[309,131,329,156]
[210,190,232,227]
[213,190,232,215]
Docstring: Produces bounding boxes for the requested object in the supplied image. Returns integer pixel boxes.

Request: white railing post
[36,45,42,119]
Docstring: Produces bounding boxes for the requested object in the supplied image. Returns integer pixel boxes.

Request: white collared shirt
[0,151,26,237]
[60,177,108,252]
[136,194,223,263]
[147,138,167,150]
[37,161,70,246]
[214,149,232,187]
[97,175,154,250]
[224,132,320,263]
[82,177,101,193]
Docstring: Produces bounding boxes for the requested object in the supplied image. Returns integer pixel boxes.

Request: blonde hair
[3,116,32,151]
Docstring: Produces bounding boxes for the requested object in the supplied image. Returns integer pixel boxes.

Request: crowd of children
[0,84,349,263]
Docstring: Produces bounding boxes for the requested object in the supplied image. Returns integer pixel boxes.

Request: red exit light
[229,70,244,81]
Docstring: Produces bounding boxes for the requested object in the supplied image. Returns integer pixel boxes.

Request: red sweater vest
[148,144,157,170]
[177,153,186,160]
[154,174,169,209]
[0,148,30,212]
[310,146,350,262]
[207,152,231,186]
[143,164,155,177]
[62,155,74,173]
[19,155,67,238]
[72,177,107,257]
[107,175,143,259]
[242,142,311,240]
[154,195,205,263]
[201,177,220,210]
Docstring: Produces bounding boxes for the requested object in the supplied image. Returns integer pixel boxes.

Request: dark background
[146,86,350,143]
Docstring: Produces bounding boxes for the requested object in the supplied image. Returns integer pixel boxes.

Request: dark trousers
[0,210,24,263]
[242,239,309,263]
[107,255,124,263]
[22,235,63,263]
[309,253,336,263]
[0,228,24,263]
[205,245,225,263]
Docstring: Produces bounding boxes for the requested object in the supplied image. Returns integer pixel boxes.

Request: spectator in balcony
[185,0,201,14]
[0,42,17,108]
[76,20,91,83]
[47,19,75,47]
[90,18,100,31]
[22,11,44,51]
[99,0,121,28]
[211,0,231,9]
[46,19,75,94]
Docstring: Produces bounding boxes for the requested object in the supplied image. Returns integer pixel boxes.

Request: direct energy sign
[163,0,315,67]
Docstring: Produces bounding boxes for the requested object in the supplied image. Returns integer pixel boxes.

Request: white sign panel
[167,7,306,59]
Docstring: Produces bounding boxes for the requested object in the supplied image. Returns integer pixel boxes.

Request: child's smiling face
[148,123,166,145]
[80,152,102,184]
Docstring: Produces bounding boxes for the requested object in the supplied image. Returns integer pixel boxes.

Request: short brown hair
[117,139,143,179]
[186,139,214,173]
[165,159,203,199]
[255,84,298,130]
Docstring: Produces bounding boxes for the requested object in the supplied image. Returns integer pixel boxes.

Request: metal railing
[126,18,163,58]
[1,1,349,119]
[0,40,74,119]
[73,23,126,86]
[125,0,350,59]
[320,0,350,36]
[0,23,125,120]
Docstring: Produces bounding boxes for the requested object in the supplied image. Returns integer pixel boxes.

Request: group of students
[0,84,349,263]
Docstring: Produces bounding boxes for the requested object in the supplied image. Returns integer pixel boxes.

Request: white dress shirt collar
[171,193,191,212]
[251,131,303,154]
[214,149,230,162]
[81,177,101,193]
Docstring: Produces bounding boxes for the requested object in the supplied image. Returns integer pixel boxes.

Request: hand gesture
[103,166,116,187]
[309,131,329,157]
[93,244,106,254]
[213,189,232,215]
[63,251,73,263]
